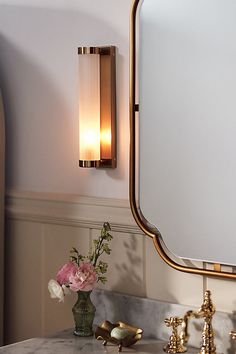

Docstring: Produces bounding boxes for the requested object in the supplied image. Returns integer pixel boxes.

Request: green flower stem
[70,222,112,284]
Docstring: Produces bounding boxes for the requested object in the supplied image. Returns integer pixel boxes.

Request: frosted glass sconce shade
[78,51,100,166]
[78,46,116,168]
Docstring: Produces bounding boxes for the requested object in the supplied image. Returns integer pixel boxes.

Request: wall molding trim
[5,190,143,234]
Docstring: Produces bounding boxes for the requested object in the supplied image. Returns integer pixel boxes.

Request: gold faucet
[164,317,187,353]
[180,290,216,354]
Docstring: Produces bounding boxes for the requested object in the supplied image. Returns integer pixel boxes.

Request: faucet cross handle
[164,317,187,353]
[165,317,184,329]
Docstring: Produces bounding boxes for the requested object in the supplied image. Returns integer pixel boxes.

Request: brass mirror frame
[129,0,236,280]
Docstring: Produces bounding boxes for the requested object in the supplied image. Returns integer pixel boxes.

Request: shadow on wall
[113,234,143,296]
[108,233,182,305]
[0,4,128,194]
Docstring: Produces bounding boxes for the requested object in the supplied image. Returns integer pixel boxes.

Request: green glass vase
[72,290,96,336]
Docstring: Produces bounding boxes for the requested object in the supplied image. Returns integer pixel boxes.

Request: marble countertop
[0,329,199,354]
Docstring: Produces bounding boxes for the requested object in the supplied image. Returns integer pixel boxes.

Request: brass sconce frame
[129,0,236,279]
[78,46,116,169]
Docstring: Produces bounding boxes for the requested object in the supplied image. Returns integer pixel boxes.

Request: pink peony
[56,262,78,286]
[69,262,97,292]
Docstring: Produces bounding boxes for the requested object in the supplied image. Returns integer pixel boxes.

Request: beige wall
[4,191,236,344]
[0,0,131,199]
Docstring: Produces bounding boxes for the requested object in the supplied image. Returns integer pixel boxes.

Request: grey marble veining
[91,289,235,354]
[0,290,235,353]
[0,330,198,354]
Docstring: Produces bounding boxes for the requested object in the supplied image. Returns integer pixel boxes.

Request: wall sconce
[78,46,116,168]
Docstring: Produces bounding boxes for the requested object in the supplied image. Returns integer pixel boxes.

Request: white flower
[48,279,65,302]
[62,284,70,295]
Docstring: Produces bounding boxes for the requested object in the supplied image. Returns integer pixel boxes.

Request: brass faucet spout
[180,311,193,345]
[180,310,203,345]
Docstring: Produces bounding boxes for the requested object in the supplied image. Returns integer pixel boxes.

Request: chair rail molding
[5,190,142,234]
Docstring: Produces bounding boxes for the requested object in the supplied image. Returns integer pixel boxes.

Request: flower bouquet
[48,222,113,336]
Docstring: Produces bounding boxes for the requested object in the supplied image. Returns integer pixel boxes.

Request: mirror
[130,0,236,277]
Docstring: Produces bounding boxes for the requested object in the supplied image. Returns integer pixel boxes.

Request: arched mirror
[130,0,236,279]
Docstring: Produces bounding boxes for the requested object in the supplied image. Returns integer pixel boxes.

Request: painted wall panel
[43,224,90,335]
[92,229,146,297]
[5,220,43,344]
[5,192,236,344]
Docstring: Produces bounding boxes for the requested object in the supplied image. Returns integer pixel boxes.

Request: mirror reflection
[139,0,236,265]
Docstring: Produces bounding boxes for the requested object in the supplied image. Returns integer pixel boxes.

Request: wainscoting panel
[4,190,236,344]
[43,224,90,336]
[5,219,43,343]
[5,191,145,343]
[145,237,204,306]
[91,229,146,297]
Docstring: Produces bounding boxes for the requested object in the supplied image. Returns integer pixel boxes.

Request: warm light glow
[101,130,111,146]
[100,129,111,159]
[80,130,100,160]
[79,53,100,161]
